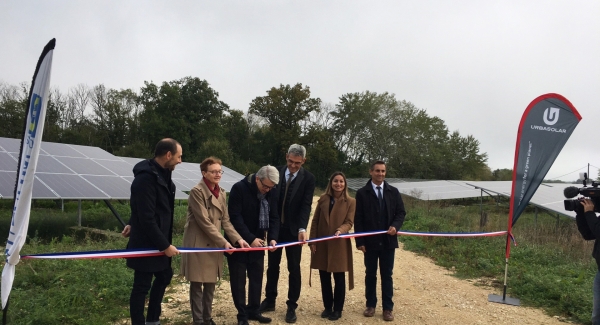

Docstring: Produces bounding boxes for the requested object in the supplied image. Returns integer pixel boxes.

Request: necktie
[376,186,383,209]
[281,173,294,224]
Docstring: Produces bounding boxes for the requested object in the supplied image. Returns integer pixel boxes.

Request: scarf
[203,177,219,199]
[257,192,269,230]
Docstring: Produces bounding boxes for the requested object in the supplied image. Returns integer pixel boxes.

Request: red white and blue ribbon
[21,229,508,260]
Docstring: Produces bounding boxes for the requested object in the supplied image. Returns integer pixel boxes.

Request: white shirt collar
[285,168,297,181]
[371,181,384,193]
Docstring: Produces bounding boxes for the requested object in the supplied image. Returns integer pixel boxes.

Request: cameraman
[576,199,600,325]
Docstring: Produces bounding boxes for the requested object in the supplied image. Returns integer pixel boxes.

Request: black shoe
[285,308,297,323]
[321,309,332,318]
[248,313,272,324]
[328,311,342,321]
[237,321,249,325]
[258,299,275,312]
[204,319,216,325]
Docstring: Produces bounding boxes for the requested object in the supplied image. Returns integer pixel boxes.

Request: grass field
[0,196,596,324]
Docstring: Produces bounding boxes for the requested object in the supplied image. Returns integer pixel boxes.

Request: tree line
[0,77,512,187]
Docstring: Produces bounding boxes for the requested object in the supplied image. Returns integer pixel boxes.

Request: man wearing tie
[260,144,316,323]
[354,160,406,322]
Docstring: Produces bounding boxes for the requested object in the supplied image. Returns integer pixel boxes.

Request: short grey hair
[287,144,306,158]
[256,165,280,185]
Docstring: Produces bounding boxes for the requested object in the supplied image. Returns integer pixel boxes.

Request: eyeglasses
[205,170,224,175]
[257,178,275,191]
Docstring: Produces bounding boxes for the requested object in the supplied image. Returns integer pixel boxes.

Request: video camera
[563,172,600,214]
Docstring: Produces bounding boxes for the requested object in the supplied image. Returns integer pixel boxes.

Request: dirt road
[141,197,571,325]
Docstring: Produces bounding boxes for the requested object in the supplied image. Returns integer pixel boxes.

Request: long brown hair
[325,171,348,199]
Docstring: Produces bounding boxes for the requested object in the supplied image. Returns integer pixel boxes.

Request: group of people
[122,138,406,325]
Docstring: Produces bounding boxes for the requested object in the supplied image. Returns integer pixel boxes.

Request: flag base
[488,294,520,306]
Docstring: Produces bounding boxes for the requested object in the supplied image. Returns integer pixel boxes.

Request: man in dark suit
[260,144,316,323]
[122,138,182,325]
[354,160,406,322]
[226,165,280,325]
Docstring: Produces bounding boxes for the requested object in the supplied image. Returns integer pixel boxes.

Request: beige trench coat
[309,194,355,290]
[180,181,242,283]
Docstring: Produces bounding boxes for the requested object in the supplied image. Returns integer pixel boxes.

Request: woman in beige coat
[181,157,249,325]
[309,171,355,321]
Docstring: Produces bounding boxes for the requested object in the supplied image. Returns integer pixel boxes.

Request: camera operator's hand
[581,199,595,212]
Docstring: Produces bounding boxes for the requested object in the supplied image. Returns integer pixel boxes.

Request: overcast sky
[1,1,598,181]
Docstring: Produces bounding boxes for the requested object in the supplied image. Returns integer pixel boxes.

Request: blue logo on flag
[28,94,42,137]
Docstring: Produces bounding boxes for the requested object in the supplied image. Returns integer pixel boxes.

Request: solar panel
[0,171,59,199]
[41,141,86,158]
[0,152,17,172]
[0,137,21,153]
[80,175,133,199]
[390,180,482,200]
[35,174,109,199]
[370,178,576,219]
[67,144,119,160]
[36,155,75,174]
[466,181,576,218]
[92,159,136,177]
[0,137,246,200]
[173,170,201,181]
[347,178,409,191]
[0,171,16,198]
[54,156,115,176]
[173,179,199,192]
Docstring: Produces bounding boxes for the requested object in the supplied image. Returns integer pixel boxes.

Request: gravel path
[130,198,571,325]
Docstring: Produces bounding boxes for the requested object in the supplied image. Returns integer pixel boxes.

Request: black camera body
[564,181,600,214]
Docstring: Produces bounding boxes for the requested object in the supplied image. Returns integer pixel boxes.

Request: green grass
[0,197,596,324]
[400,197,595,324]
[0,199,188,325]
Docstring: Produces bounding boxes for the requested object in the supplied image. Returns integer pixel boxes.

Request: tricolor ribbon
[21,230,508,260]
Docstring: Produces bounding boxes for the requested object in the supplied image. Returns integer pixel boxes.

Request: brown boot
[363,307,375,317]
[383,310,394,321]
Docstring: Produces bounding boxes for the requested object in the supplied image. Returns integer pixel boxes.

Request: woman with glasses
[181,157,250,325]
[308,171,355,321]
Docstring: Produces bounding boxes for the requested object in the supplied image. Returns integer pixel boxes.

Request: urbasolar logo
[28,94,42,137]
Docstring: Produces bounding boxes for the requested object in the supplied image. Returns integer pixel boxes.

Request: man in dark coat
[260,144,315,323]
[575,198,600,325]
[354,160,406,322]
[122,138,182,325]
[226,165,280,325]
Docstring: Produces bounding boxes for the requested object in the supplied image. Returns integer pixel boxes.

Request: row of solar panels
[0,137,245,200]
[346,179,575,219]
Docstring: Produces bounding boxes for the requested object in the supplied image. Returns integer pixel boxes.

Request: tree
[331,91,489,180]
[139,77,229,158]
[249,83,321,164]
[0,82,28,139]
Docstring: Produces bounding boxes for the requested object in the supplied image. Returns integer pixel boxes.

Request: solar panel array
[379,179,576,219]
[0,137,245,200]
[346,178,410,191]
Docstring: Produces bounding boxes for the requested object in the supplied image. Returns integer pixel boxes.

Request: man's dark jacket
[226,174,280,260]
[126,159,175,273]
[354,180,406,250]
[576,210,600,270]
[277,166,315,238]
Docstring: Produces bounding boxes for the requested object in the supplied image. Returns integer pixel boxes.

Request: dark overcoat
[354,180,406,251]
[226,174,280,261]
[126,159,175,273]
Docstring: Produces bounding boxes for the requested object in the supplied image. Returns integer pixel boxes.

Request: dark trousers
[364,248,395,311]
[130,267,173,325]
[319,270,346,312]
[265,228,302,309]
[227,252,265,322]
